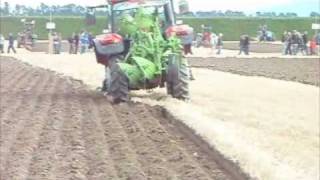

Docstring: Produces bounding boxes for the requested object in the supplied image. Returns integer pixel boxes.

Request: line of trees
[0,2,107,17]
[1,2,319,18]
[181,11,320,18]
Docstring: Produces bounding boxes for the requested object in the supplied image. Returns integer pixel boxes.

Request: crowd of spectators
[282,30,319,56]
[72,30,94,54]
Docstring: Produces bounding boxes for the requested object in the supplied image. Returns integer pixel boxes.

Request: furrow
[126,103,212,180]
[94,99,148,180]
[78,91,119,180]
[1,70,54,180]
[0,60,28,91]
[112,103,180,180]
[25,77,67,180]
[0,68,45,176]
[146,105,234,180]
[54,81,90,180]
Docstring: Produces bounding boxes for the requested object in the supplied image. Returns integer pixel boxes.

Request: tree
[39,3,49,15]
[4,2,9,15]
[15,4,21,15]
[256,12,261,17]
[310,12,320,17]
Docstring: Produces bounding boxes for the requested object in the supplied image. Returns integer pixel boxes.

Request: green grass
[182,17,316,40]
[0,16,107,40]
[0,16,316,40]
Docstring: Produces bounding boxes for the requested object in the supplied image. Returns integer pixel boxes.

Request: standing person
[183,43,193,55]
[281,31,288,55]
[74,33,80,54]
[88,32,94,50]
[297,33,305,55]
[239,35,245,55]
[309,37,317,55]
[317,32,320,45]
[285,32,292,55]
[261,25,267,42]
[210,33,217,53]
[52,32,60,54]
[68,33,75,54]
[0,34,5,53]
[243,35,250,55]
[216,33,223,55]
[7,33,16,54]
[57,33,62,54]
[195,33,202,48]
[80,31,89,54]
[239,35,250,55]
[291,30,299,55]
[302,31,308,55]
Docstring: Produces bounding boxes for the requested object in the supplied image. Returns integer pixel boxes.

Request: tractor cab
[110,0,175,33]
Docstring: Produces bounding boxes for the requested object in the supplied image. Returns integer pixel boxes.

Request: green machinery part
[117,7,183,89]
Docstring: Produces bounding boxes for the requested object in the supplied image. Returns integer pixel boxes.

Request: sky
[2,0,320,16]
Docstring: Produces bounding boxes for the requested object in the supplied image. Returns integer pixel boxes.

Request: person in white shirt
[210,33,217,53]
[0,34,5,53]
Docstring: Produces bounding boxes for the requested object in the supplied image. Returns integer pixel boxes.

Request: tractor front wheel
[109,62,129,103]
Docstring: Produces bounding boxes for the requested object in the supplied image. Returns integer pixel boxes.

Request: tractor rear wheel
[101,66,111,92]
[109,62,129,103]
[166,55,189,100]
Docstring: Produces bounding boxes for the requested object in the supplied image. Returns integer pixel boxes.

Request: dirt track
[222,42,283,53]
[30,41,283,53]
[188,57,320,86]
[0,57,242,180]
[30,42,69,52]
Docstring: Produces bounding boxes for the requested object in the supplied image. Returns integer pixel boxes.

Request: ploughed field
[0,57,239,180]
[188,57,320,86]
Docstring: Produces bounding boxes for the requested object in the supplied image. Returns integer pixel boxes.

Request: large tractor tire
[101,66,111,92]
[166,55,190,100]
[109,62,130,103]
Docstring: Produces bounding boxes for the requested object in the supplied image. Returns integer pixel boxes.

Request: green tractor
[93,0,194,103]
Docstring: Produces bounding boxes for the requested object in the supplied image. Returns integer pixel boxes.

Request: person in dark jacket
[73,33,80,54]
[216,33,223,55]
[88,32,94,50]
[291,30,299,55]
[239,35,245,55]
[239,35,250,55]
[68,33,75,54]
[302,31,308,55]
[7,33,16,54]
[243,35,250,55]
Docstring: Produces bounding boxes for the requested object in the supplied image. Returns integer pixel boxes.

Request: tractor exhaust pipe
[165,0,176,26]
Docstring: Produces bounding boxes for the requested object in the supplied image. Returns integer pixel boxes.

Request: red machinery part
[97,33,123,45]
[94,33,125,65]
[166,25,193,37]
[166,25,194,45]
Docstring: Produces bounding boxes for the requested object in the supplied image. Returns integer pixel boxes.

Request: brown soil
[188,57,320,86]
[30,41,283,53]
[223,42,283,53]
[0,57,248,180]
